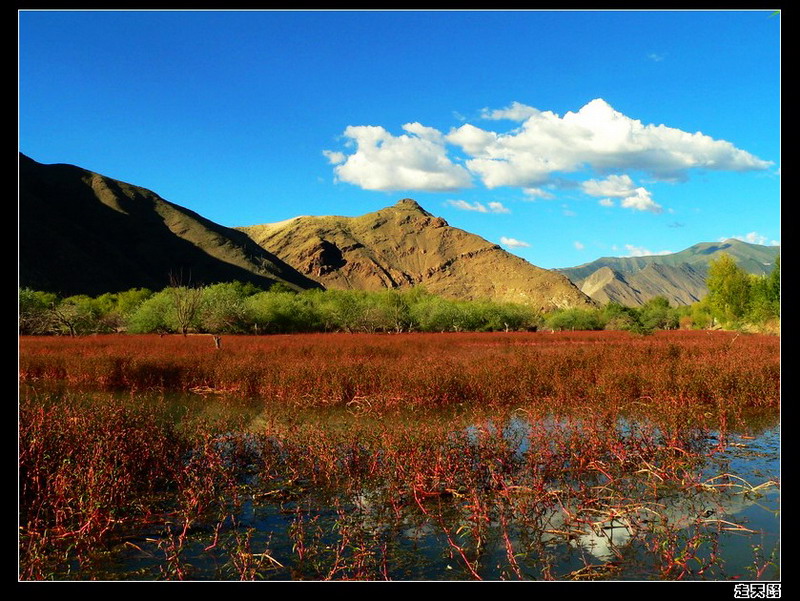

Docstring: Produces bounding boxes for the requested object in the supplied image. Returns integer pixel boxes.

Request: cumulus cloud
[480,101,540,122]
[446,98,772,188]
[500,236,530,248]
[582,174,662,213]
[581,174,637,197]
[620,188,662,213]
[325,98,771,194]
[325,123,472,192]
[624,244,673,257]
[447,199,510,213]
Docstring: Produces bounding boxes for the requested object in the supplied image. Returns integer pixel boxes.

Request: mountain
[558,240,779,307]
[19,154,322,296]
[577,263,709,307]
[238,199,594,311]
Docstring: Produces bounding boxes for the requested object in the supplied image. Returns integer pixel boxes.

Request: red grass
[18,330,780,580]
[19,330,780,419]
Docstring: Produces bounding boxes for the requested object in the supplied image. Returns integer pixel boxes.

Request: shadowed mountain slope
[238,199,594,311]
[19,154,322,296]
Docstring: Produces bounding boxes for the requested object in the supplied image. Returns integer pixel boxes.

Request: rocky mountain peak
[392,198,431,215]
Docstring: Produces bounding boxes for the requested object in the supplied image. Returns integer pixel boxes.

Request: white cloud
[523,186,555,200]
[620,188,663,213]
[446,98,772,188]
[723,232,779,246]
[582,174,636,197]
[582,174,661,213]
[480,101,540,122]
[488,201,510,213]
[322,150,346,165]
[500,236,530,248]
[446,199,510,213]
[325,123,472,192]
[325,98,771,195]
[574,241,585,250]
[624,244,673,257]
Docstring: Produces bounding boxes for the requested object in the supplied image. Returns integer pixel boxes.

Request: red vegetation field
[18,330,780,581]
[19,330,779,418]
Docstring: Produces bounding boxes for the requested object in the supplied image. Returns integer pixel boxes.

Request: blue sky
[19,9,780,269]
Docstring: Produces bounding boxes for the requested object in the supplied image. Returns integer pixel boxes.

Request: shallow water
[21,389,780,581]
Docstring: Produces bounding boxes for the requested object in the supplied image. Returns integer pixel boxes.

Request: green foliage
[702,253,779,329]
[637,296,680,331]
[32,272,781,336]
[600,301,639,331]
[50,295,103,336]
[706,253,752,324]
[245,289,321,333]
[545,307,604,332]
[127,289,179,334]
[19,288,58,335]
[746,256,780,325]
[199,282,261,334]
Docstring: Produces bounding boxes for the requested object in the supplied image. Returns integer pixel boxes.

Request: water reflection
[20,387,780,581]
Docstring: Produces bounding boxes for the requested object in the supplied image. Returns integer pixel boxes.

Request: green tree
[51,295,101,336]
[127,289,177,334]
[747,256,780,324]
[705,253,752,324]
[19,288,58,335]
[199,282,259,334]
[600,301,638,331]
[638,296,679,331]
[544,307,603,331]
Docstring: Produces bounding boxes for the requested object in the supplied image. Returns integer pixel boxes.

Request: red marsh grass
[19,330,780,422]
[18,330,780,580]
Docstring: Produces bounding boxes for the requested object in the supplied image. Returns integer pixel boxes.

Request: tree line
[18,254,779,337]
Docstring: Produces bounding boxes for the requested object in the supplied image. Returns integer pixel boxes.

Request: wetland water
[20,389,780,581]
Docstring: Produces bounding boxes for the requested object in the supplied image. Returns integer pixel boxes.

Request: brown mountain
[578,263,708,307]
[238,199,594,311]
[559,239,779,307]
[19,154,322,296]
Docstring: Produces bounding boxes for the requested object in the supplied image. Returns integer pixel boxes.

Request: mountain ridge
[20,154,776,310]
[557,240,779,307]
[237,197,594,311]
[19,153,323,296]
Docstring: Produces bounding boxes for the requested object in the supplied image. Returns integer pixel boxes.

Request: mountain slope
[559,239,779,283]
[579,264,708,306]
[239,199,594,311]
[559,240,779,307]
[19,154,322,296]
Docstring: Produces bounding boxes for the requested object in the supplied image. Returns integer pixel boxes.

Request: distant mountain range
[18,154,778,308]
[17,154,591,310]
[557,239,779,306]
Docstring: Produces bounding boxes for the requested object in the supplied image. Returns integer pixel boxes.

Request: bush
[545,308,604,331]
